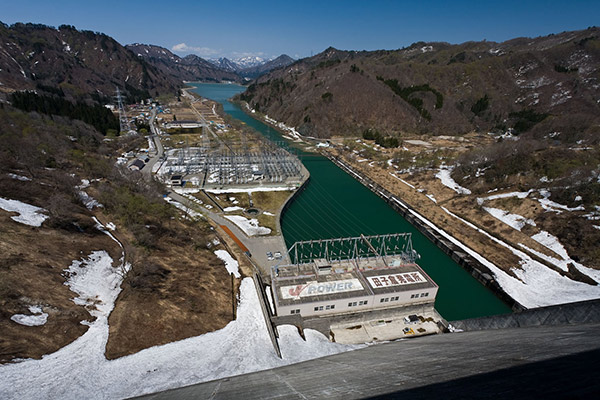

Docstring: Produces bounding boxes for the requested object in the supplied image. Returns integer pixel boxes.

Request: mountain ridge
[239,27,600,141]
[125,43,240,83]
[0,23,179,101]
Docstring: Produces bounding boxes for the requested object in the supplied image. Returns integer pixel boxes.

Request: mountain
[234,55,265,69]
[238,54,295,79]
[126,44,240,83]
[0,23,179,101]
[208,54,295,79]
[239,29,600,140]
[208,57,239,72]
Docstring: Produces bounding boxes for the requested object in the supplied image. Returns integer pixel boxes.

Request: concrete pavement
[142,107,164,178]
[134,322,600,399]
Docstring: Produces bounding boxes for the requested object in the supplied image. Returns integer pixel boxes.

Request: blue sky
[2,0,599,60]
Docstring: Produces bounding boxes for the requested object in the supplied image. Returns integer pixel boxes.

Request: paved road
[135,323,600,399]
[168,191,289,279]
[143,107,164,178]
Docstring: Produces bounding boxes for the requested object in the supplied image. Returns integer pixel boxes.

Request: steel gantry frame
[287,233,416,266]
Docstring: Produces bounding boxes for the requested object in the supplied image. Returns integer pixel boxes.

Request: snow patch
[223,206,244,212]
[0,278,360,399]
[0,197,49,227]
[10,306,48,327]
[214,250,240,278]
[389,173,415,189]
[225,215,271,236]
[78,191,103,210]
[483,207,536,231]
[7,173,31,181]
[538,190,584,213]
[435,166,471,195]
[164,197,204,220]
[63,251,121,317]
[438,207,600,307]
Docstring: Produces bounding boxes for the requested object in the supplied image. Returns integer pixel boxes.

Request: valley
[0,12,599,399]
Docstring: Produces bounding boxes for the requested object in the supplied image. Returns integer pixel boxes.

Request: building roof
[130,159,145,169]
[272,256,437,307]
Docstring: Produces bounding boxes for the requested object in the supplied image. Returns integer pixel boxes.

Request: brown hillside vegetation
[0,175,121,362]
[0,22,180,101]
[104,216,238,359]
[240,28,600,140]
[0,108,122,362]
[0,106,238,362]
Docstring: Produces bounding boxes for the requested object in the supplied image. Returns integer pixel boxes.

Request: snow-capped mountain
[233,55,266,69]
[209,55,268,71]
[209,57,239,72]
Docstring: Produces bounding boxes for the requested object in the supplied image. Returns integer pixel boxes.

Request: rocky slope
[209,57,240,72]
[238,54,295,79]
[0,23,179,101]
[240,28,600,140]
[127,44,241,83]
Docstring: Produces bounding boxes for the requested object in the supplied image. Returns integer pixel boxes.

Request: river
[189,82,511,321]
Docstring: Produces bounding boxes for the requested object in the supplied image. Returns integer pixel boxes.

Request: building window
[331,304,335,309]
[391,296,399,301]
[359,300,368,306]
[290,309,300,315]
[380,298,385,303]
[319,306,324,311]
[326,305,331,310]
[314,307,319,311]
[421,292,429,297]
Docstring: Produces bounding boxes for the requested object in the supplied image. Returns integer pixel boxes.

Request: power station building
[270,234,438,318]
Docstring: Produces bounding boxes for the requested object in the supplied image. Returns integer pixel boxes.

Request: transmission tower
[115,87,129,133]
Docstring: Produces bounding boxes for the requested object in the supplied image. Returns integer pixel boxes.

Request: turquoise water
[189,82,512,321]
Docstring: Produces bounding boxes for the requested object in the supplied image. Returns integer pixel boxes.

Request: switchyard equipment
[162,135,303,188]
[271,234,438,318]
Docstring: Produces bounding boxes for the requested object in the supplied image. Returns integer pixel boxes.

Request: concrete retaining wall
[251,272,282,358]
[450,298,600,332]
[325,153,525,312]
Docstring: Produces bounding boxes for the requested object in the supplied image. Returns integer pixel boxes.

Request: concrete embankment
[277,167,310,242]
[451,298,600,331]
[324,153,525,313]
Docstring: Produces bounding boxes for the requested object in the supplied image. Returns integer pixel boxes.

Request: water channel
[189,82,511,321]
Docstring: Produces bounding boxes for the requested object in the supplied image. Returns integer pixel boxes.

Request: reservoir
[190,83,511,321]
